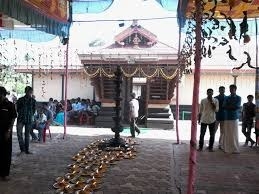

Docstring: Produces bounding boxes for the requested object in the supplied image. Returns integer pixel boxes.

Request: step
[147,118,174,124]
[148,113,171,118]
[146,122,174,130]
[146,118,174,130]
[148,108,170,113]
[95,116,114,122]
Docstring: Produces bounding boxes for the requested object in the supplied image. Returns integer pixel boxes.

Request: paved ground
[0,121,258,194]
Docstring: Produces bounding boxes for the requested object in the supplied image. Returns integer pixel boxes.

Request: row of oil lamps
[53,138,137,194]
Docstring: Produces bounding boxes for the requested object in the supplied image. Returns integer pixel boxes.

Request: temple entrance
[132,77,147,125]
[90,73,176,128]
[95,76,148,124]
[79,20,181,128]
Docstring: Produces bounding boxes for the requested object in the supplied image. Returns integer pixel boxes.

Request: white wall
[33,73,63,101]
[33,71,255,105]
[67,73,93,100]
[172,72,256,105]
[33,73,93,101]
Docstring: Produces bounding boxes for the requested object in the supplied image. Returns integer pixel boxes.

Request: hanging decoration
[120,66,139,78]
[101,68,114,78]
[179,19,195,75]
[83,65,178,80]
[83,67,101,77]
[41,80,46,97]
[159,67,178,80]
[140,67,158,78]
[179,0,255,71]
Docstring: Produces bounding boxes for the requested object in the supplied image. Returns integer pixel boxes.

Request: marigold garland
[83,66,178,80]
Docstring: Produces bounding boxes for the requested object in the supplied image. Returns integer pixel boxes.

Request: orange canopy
[184,0,259,19]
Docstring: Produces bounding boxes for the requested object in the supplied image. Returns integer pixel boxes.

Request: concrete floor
[0,121,258,194]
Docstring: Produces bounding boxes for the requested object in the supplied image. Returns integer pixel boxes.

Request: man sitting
[31,102,53,143]
[31,108,47,143]
[43,102,53,127]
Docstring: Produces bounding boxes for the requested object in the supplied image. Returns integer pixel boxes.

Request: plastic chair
[79,112,93,125]
[79,112,87,125]
[43,122,51,143]
[87,115,94,125]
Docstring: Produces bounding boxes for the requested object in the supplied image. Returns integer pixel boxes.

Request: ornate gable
[111,20,157,49]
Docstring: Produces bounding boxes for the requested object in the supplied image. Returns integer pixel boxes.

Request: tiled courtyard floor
[0,121,258,194]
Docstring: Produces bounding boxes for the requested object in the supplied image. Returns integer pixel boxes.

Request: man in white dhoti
[223,84,241,154]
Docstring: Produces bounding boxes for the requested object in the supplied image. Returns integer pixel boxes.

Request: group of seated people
[48,97,101,126]
[30,97,101,142]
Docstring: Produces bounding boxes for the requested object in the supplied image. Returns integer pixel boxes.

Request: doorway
[132,77,147,125]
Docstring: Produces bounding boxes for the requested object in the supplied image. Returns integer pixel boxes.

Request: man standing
[198,88,219,152]
[0,87,17,181]
[223,84,241,154]
[129,92,140,138]
[16,86,36,154]
[215,86,226,150]
[241,95,256,147]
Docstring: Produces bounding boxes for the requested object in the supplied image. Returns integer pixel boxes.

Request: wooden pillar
[90,77,98,101]
[187,0,203,193]
[255,18,259,143]
[100,76,104,100]
[61,74,64,100]
[145,78,150,127]
[166,79,169,100]
[63,40,69,139]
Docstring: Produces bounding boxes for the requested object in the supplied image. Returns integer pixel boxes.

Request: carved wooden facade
[78,21,181,124]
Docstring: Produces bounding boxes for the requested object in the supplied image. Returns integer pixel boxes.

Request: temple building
[15,21,181,129]
[78,20,180,128]
[13,19,257,126]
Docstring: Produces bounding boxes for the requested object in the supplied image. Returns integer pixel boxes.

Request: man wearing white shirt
[198,88,219,152]
[129,93,140,138]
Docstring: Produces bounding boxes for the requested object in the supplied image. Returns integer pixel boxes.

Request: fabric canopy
[178,0,259,28]
[155,0,178,12]
[72,0,114,14]
[0,28,56,42]
[0,0,178,42]
[0,0,70,37]
[71,0,177,14]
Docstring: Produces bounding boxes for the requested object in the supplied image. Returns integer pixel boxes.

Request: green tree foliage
[0,66,31,95]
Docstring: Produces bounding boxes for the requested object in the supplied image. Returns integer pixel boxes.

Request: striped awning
[178,0,259,27]
[0,0,69,37]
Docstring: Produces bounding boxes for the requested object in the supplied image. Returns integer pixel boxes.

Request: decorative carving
[114,20,157,48]
[132,33,141,48]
